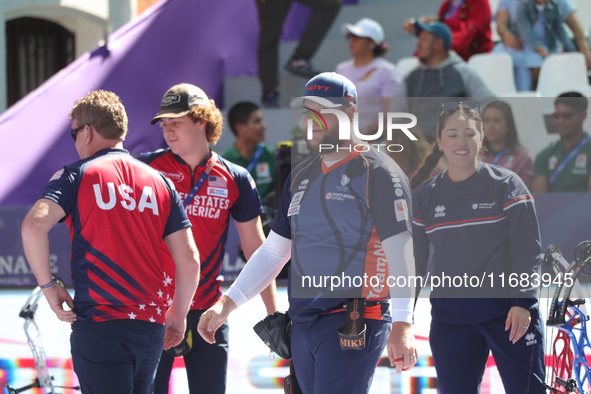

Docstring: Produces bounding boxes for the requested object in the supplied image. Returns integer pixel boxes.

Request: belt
[341,299,388,309]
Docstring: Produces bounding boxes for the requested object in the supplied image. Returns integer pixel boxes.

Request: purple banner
[0,207,70,286]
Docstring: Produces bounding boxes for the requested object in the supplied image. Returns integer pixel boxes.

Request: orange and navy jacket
[271,147,412,327]
[41,148,191,324]
[136,148,264,310]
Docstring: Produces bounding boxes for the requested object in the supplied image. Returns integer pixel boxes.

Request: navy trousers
[430,306,545,394]
[291,313,390,394]
[70,319,165,394]
[153,309,229,394]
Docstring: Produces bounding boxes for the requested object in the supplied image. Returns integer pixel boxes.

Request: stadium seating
[536,52,590,97]
[396,56,420,79]
[468,53,517,96]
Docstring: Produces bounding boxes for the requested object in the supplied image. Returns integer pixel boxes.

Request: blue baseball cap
[290,72,357,108]
[415,21,452,50]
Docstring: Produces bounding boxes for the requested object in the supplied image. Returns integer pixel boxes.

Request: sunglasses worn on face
[71,125,86,141]
[552,111,577,121]
[439,100,480,115]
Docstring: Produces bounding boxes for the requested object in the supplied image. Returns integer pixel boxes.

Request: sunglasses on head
[552,111,578,121]
[439,100,480,115]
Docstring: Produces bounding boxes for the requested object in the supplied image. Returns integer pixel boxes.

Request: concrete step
[224,74,308,110]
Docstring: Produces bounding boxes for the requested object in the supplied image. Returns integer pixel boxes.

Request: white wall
[0,0,136,112]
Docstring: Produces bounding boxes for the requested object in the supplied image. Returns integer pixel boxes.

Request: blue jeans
[70,319,165,394]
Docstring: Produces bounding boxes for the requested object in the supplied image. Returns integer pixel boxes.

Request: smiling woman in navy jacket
[410,101,545,394]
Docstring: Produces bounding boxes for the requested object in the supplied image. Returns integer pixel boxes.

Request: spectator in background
[533,92,591,193]
[336,18,400,138]
[402,0,493,62]
[481,100,533,189]
[393,21,494,141]
[256,0,342,108]
[221,102,276,204]
[494,0,591,91]
[221,101,277,264]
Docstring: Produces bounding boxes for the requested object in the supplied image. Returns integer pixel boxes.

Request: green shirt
[220,144,276,201]
[533,132,591,193]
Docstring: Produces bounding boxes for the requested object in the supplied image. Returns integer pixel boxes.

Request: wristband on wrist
[40,279,55,289]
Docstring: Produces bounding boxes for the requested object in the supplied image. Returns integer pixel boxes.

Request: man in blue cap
[197,72,418,393]
[393,21,494,141]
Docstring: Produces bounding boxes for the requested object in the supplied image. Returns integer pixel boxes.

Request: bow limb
[543,243,591,394]
[7,276,79,394]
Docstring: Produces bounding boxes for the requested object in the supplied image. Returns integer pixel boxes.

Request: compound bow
[542,241,591,394]
[5,277,79,394]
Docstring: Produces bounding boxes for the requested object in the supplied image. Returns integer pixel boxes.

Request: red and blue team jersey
[412,162,541,325]
[41,148,191,324]
[136,149,264,310]
[271,147,412,327]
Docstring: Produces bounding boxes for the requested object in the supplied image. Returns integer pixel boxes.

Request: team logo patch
[49,168,64,181]
[394,199,408,223]
[434,205,446,218]
[299,179,309,190]
[388,167,405,197]
[471,202,496,210]
[575,153,587,169]
[341,175,350,187]
[287,205,300,217]
[209,176,227,189]
[160,171,185,182]
[161,93,180,106]
[291,191,304,206]
[525,332,537,346]
[256,163,270,178]
[548,156,558,171]
[207,187,228,198]
[325,192,354,201]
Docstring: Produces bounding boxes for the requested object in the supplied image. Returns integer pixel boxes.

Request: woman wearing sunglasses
[481,100,533,190]
[410,101,545,393]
